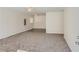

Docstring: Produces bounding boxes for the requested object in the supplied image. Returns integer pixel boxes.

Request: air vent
[75,42,79,45]
[75,36,79,45]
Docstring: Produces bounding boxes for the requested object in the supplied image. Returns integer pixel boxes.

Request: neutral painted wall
[0,8,33,39]
[46,11,64,34]
[64,8,79,51]
[33,14,46,29]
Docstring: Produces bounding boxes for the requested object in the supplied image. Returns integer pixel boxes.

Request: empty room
[0,7,79,52]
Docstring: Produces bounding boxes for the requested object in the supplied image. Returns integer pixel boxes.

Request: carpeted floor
[0,30,71,52]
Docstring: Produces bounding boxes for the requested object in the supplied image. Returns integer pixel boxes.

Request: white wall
[46,11,64,34]
[33,14,46,29]
[0,8,33,39]
[64,8,79,51]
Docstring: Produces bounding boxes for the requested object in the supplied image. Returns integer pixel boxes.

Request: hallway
[0,30,71,52]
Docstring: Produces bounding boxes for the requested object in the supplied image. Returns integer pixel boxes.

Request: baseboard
[31,29,46,32]
[46,32,64,34]
[32,28,46,30]
[0,29,32,40]
[64,37,72,52]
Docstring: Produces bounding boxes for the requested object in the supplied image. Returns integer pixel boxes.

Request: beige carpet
[0,30,71,52]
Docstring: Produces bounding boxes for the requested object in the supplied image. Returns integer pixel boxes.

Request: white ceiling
[8,7,64,16]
